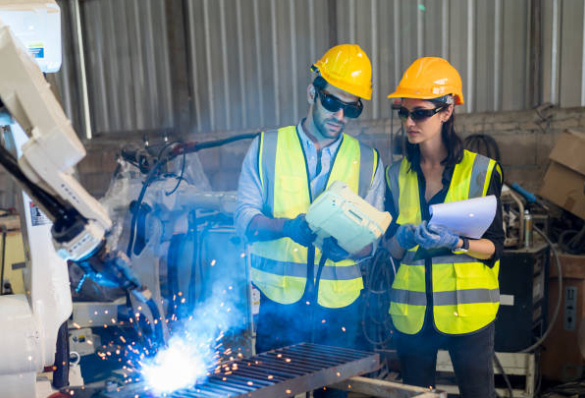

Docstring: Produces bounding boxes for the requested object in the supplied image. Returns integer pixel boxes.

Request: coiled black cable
[361,247,395,348]
[558,222,585,254]
[125,133,260,257]
[463,134,501,162]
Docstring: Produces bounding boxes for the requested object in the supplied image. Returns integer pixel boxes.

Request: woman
[385,57,504,398]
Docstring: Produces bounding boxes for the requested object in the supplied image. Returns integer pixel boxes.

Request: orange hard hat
[388,57,464,105]
[311,44,372,100]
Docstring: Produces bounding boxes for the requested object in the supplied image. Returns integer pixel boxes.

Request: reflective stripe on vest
[251,126,377,308]
[252,257,362,280]
[387,150,501,335]
[391,288,500,306]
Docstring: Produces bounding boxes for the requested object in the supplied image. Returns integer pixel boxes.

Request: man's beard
[313,105,344,139]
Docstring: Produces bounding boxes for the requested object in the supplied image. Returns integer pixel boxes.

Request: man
[235,44,384,395]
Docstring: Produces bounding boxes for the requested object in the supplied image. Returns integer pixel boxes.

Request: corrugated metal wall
[56,0,174,138]
[56,0,585,138]
[82,0,173,135]
[542,0,585,108]
[54,0,81,134]
[185,0,331,133]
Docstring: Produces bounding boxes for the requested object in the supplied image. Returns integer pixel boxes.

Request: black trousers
[395,322,496,398]
[255,289,368,398]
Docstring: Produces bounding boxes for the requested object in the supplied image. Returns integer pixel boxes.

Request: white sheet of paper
[428,195,497,239]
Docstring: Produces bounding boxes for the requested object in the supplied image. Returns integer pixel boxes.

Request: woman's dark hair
[404,99,464,168]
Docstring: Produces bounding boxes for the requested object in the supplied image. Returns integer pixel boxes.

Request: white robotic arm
[0,17,111,261]
[0,3,142,397]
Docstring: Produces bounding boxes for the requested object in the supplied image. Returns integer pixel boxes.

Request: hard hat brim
[387,89,464,105]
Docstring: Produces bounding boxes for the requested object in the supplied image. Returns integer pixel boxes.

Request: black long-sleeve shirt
[384,155,505,267]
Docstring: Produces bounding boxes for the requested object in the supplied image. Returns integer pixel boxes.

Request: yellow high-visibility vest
[251,125,378,308]
[386,150,502,334]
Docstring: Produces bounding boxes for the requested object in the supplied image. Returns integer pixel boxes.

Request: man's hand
[395,224,417,250]
[414,221,460,250]
[282,214,317,247]
[322,237,350,262]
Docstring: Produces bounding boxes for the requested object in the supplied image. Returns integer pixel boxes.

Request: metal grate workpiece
[102,343,380,398]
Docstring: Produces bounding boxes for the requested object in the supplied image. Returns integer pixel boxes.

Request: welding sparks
[137,282,245,394]
[141,339,209,393]
[86,276,245,395]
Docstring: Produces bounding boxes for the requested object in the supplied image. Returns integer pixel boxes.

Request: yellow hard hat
[311,44,372,100]
[388,57,464,105]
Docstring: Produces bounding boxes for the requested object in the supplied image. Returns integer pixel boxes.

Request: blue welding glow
[75,274,88,293]
[141,338,210,393]
[139,282,244,394]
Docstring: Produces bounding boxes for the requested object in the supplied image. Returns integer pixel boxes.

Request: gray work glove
[395,224,417,250]
[282,214,317,247]
[322,237,350,262]
[415,221,460,250]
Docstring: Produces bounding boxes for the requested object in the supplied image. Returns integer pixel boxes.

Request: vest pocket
[453,262,489,287]
[451,263,499,317]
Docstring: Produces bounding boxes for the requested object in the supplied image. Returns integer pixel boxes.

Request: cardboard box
[539,130,585,219]
[549,130,585,172]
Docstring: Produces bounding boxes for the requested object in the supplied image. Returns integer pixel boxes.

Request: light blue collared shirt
[235,121,385,238]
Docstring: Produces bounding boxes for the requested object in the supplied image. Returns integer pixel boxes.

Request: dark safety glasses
[398,106,445,122]
[317,89,363,118]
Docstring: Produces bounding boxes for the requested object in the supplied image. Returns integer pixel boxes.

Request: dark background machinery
[495,243,550,353]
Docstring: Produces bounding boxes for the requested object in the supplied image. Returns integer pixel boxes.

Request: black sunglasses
[316,89,363,119]
[398,106,445,122]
